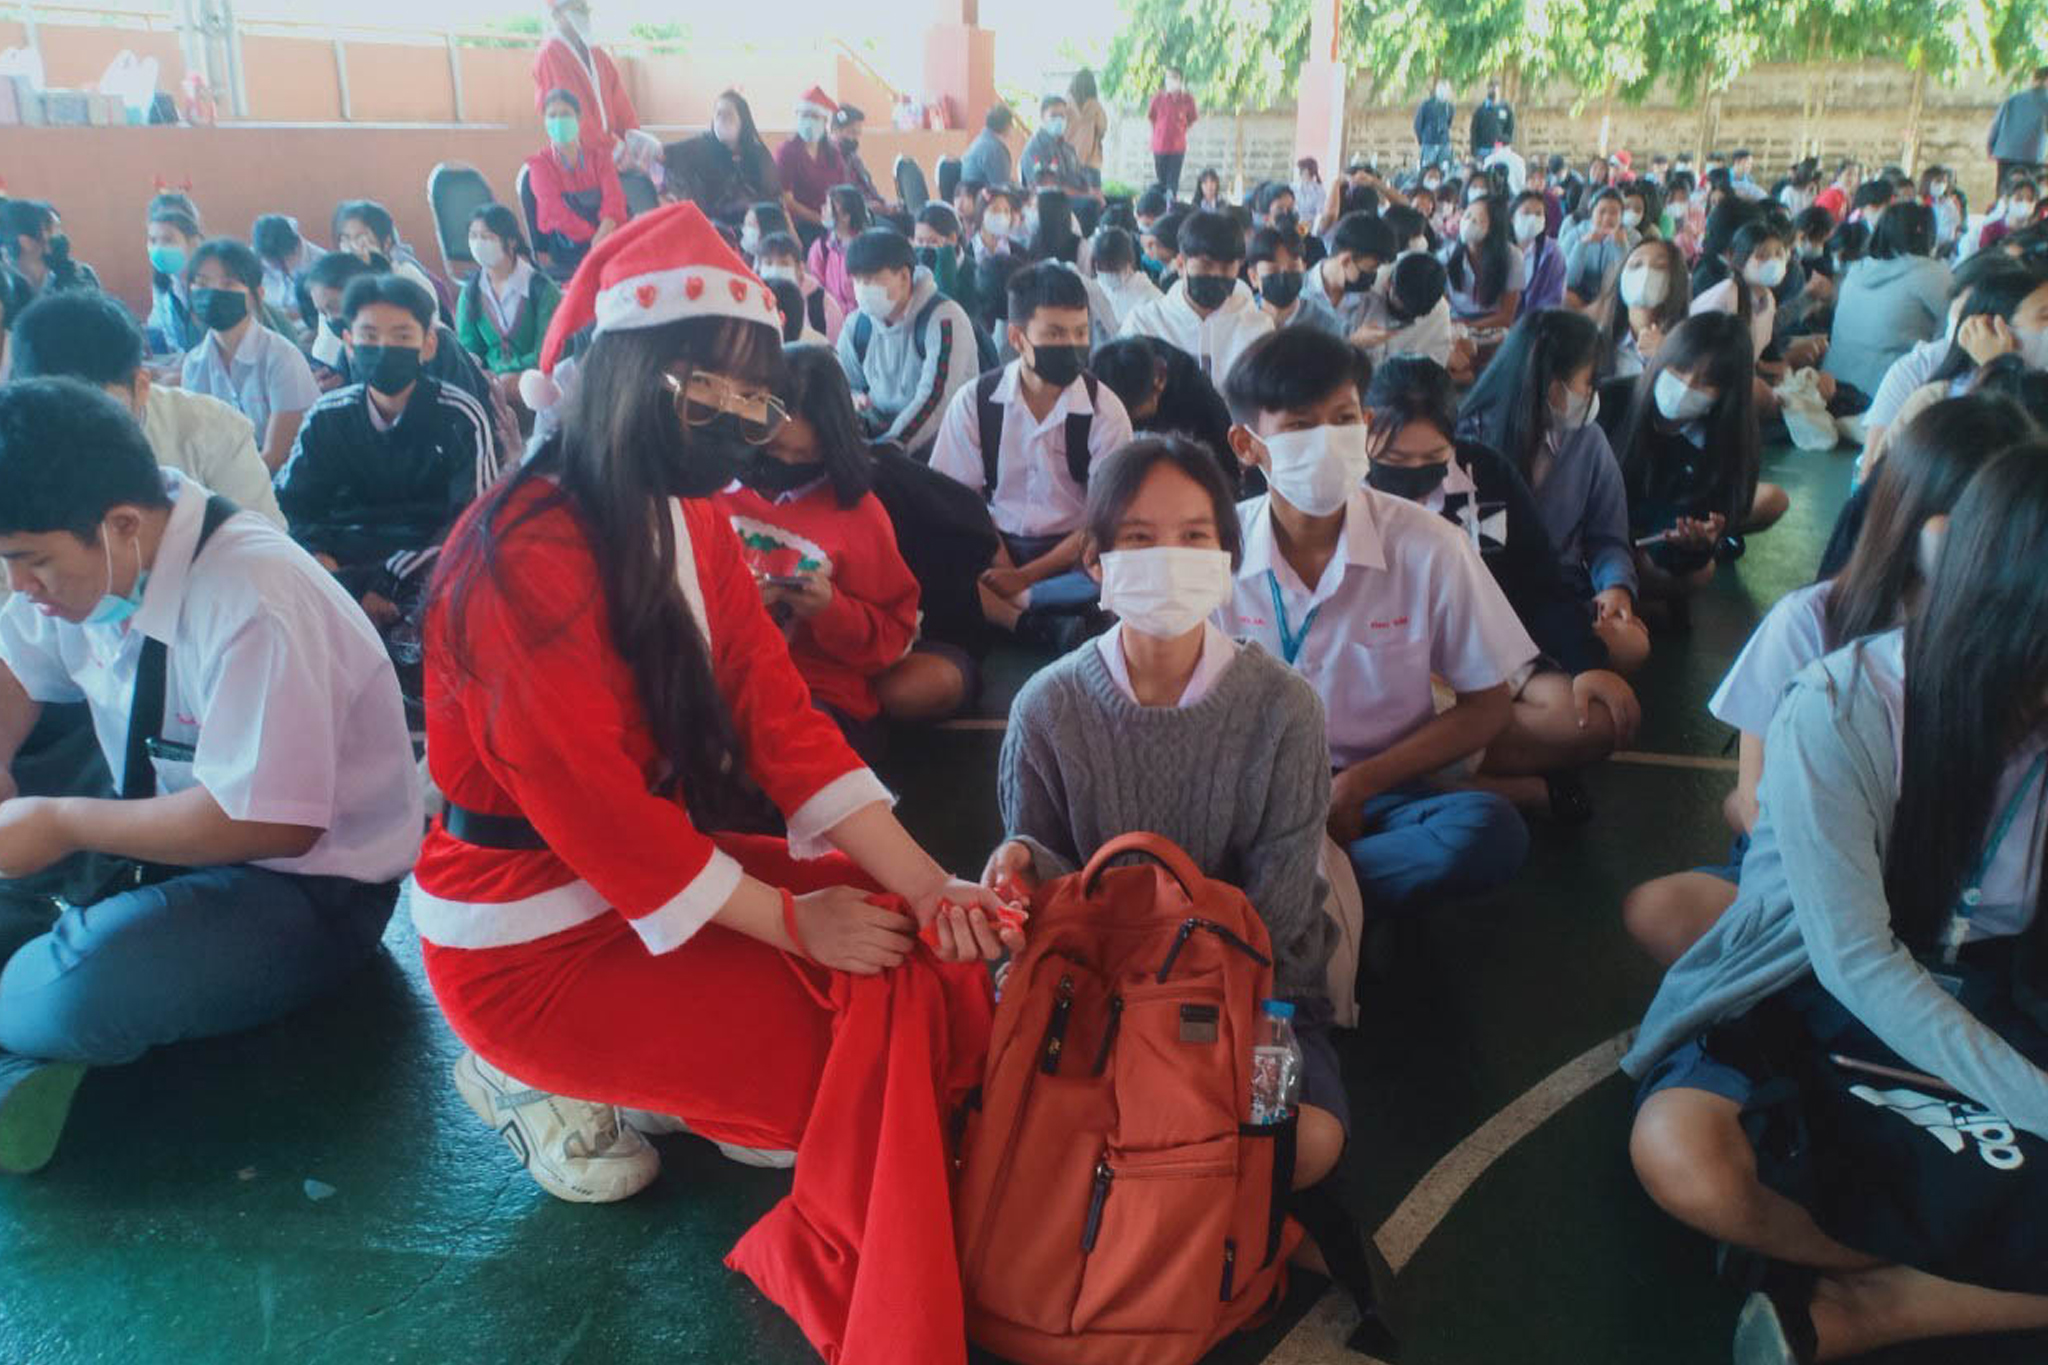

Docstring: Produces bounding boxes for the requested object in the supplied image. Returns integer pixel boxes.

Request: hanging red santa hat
[523,201,780,410]
[795,85,838,121]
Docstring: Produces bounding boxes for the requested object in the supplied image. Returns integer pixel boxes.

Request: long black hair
[1931,259,2048,383]
[434,315,781,829]
[1886,444,2048,962]
[1723,219,1784,330]
[468,203,534,263]
[773,343,876,508]
[1824,394,2034,648]
[1611,310,1759,528]
[1447,195,1511,308]
[1591,238,1691,373]
[1028,189,1080,263]
[713,89,776,180]
[1458,308,1602,481]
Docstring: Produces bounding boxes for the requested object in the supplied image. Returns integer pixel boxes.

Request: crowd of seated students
[4,124,2048,1365]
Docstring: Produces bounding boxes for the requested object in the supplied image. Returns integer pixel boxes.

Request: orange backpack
[953,833,1306,1365]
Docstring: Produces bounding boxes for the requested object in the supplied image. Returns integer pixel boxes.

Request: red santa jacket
[412,481,891,952]
[712,481,920,722]
[532,35,639,158]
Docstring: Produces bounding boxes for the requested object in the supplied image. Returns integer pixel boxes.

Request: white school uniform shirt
[1356,266,1455,365]
[1708,580,1833,737]
[1441,242,1526,319]
[179,322,320,444]
[1096,268,1163,327]
[929,359,1134,539]
[139,384,287,528]
[1097,621,1238,707]
[1866,336,1951,429]
[1219,487,1537,769]
[480,258,537,338]
[0,469,422,883]
[1690,277,1773,361]
[1118,278,1276,385]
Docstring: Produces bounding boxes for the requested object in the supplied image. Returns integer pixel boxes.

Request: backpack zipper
[1081,1158,1113,1251]
[1156,917,1273,983]
[1090,995,1125,1076]
[1039,974,1076,1074]
[1220,1238,1237,1300]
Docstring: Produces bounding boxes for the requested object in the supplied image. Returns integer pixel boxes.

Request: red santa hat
[796,86,837,119]
[527,201,779,405]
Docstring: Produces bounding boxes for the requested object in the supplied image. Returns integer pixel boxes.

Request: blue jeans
[1005,532,1099,613]
[0,866,397,1065]
[1345,785,1529,916]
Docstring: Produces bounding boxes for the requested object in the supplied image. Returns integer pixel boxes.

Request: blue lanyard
[1944,749,2048,964]
[1267,571,1319,667]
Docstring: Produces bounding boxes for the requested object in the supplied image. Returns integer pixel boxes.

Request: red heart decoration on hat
[636,283,659,309]
[728,278,748,303]
[683,276,705,301]
[761,289,777,313]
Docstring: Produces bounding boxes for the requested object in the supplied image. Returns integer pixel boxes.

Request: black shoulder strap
[851,311,871,363]
[122,495,241,801]
[807,288,827,333]
[1063,373,1098,489]
[910,293,943,363]
[975,368,1005,502]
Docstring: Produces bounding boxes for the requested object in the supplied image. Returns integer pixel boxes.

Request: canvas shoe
[0,1055,86,1175]
[453,1050,659,1203]
[620,1108,796,1170]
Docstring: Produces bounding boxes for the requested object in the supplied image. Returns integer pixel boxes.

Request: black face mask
[1184,274,1233,310]
[1367,461,1449,500]
[1258,270,1304,309]
[668,412,753,498]
[1344,265,1379,294]
[1028,343,1087,388]
[837,137,859,159]
[913,245,940,269]
[192,287,249,331]
[351,344,422,396]
[46,233,70,263]
[1272,211,1299,235]
[740,451,823,495]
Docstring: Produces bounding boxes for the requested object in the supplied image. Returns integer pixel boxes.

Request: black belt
[442,801,548,851]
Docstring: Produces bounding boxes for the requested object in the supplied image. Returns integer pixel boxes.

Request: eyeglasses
[663,369,787,445]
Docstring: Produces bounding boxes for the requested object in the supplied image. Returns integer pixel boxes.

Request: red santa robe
[532,33,640,161]
[414,482,991,1364]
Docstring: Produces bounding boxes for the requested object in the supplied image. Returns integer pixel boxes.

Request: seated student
[251,214,322,338]
[1590,238,1692,380]
[1689,216,1831,415]
[1146,207,1190,290]
[1564,188,1631,310]
[1119,210,1274,384]
[1218,328,1532,917]
[333,199,454,323]
[10,291,285,528]
[1091,334,1235,488]
[1824,200,1951,398]
[1459,309,1649,674]
[987,434,1349,1183]
[738,199,790,265]
[665,91,783,233]
[971,186,1024,267]
[913,203,980,320]
[0,378,419,1174]
[1353,251,1455,368]
[1367,355,1639,821]
[526,88,627,274]
[753,230,845,345]
[835,228,976,455]
[1018,94,1092,197]
[932,263,1133,636]
[767,279,822,344]
[0,200,99,321]
[1624,449,2048,1365]
[277,275,500,679]
[806,185,870,317]
[1299,211,1397,335]
[1598,312,1781,610]
[829,104,890,214]
[1979,175,2039,251]
[712,345,922,754]
[1442,194,1525,330]
[143,201,204,358]
[1623,394,2033,966]
[179,240,321,475]
[1247,226,1343,336]
[455,205,562,405]
[1384,202,1437,258]
[1512,190,1567,314]
[1089,225,1161,327]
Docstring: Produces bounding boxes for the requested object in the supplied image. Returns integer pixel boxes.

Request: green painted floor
[4,444,2043,1364]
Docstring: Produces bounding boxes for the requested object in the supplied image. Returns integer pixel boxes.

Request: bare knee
[875,652,968,722]
[1597,615,1651,675]
[1630,1090,1758,1233]
[1293,1103,1344,1191]
[1748,482,1791,532]
[1623,873,1738,965]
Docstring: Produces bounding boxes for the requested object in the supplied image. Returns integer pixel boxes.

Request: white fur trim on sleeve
[632,846,745,953]
[784,769,895,859]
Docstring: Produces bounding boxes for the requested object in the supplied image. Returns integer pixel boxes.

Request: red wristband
[780,888,805,956]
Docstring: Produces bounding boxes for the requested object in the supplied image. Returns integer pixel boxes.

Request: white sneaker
[620,1108,797,1170]
[452,1050,660,1203]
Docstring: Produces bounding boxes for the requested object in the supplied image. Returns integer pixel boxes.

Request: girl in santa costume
[411,203,1019,1361]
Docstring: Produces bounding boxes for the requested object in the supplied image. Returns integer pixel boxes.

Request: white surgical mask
[1744,257,1788,288]
[2010,200,2037,224]
[1095,271,1124,291]
[797,114,827,143]
[1460,218,1487,247]
[740,225,760,253]
[1551,386,1599,432]
[1098,547,1233,639]
[469,238,505,269]
[2015,322,2048,370]
[1654,370,1716,422]
[853,281,896,320]
[1407,235,1429,255]
[984,211,1013,236]
[1621,209,1642,229]
[758,264,797,284]
[1619,265,1667,309]
[1512,213,1544,243]
[1023,208,1041,236]
[1260,422,1370,516]
[1467,186,1488,205]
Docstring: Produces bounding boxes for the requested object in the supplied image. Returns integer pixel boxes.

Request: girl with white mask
[985,436,1353,1198]
[1592,239,1692,380]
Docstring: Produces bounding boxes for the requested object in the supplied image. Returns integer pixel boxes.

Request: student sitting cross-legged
[931,262,1133,646]
[179,239,321,474]
[1217,328,1532,919]
[835,228,977,457]
[0,378,421,1175]
[987,434,1349,1186]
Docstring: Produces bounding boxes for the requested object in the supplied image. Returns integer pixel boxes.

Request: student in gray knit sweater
[985,435,1350,1191]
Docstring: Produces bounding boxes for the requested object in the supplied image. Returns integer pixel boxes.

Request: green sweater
[455,266,561,375]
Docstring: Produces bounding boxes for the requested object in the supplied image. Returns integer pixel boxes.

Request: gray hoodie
[834,264,976,453]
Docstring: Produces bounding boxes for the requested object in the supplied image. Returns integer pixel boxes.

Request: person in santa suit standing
[531,0,662,176]
[412,201,1020,1214]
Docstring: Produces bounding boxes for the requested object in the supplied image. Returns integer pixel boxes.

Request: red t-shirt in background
[1148,90,1198,156]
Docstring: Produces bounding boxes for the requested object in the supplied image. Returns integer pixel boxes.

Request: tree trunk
[1902,65,1926,176]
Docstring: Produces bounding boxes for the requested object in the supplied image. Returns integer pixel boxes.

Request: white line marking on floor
[1264,1030,1635,1364]
[1611,750,1739,772]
